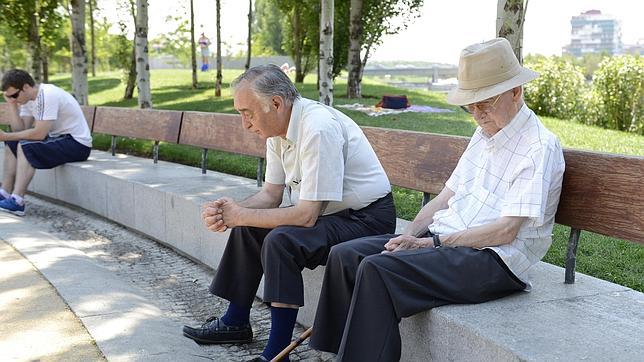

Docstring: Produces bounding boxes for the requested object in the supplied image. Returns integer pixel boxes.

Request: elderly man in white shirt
[182,64,395,362]
[309,38,566,361]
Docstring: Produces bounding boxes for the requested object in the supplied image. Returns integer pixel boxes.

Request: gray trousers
[209,193,395,307]
[309,234,526,361]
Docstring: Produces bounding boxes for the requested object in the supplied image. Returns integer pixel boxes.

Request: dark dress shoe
[182,316,253,344]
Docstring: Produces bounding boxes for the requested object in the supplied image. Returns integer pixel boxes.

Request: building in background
[564,10,622,57]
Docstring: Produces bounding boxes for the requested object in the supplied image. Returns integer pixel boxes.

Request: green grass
[43,69,643,292]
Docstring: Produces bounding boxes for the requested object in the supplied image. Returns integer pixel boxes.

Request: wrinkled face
[3,85,29,105]
[233,83,279,139]
[465,87,521,136]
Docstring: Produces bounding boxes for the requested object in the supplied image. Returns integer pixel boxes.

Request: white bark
[70,0,88,105]
[319,0,334,106]
[347,0,363,98]
[496,0,528,63]
[135,0,152,108]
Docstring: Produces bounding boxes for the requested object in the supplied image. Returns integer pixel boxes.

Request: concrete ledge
[2,146,643,361]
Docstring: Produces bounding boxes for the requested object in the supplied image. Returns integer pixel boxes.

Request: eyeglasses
[461,93,502,114]
[6,89,21,99]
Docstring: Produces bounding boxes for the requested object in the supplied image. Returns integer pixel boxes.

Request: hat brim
[446,68,539,106]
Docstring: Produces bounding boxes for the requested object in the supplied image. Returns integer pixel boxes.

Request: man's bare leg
[1,146,17,194]
[12,144,36,197]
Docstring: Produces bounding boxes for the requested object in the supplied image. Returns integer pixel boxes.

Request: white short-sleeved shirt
[19,83,92,147]
[429,104,565,287]
[265,97,391,215]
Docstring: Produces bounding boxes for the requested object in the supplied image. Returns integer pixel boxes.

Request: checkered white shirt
[429,104,565,287]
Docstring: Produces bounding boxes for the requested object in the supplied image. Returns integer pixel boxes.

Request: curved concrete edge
[2,146,643,361]
[0,213,209,362]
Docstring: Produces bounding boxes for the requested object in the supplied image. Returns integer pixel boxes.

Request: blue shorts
[5,134,91,169]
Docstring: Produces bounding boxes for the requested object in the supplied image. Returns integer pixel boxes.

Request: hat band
[459,65,521,90]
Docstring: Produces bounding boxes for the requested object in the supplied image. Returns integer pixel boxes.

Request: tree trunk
[71,0,89,105]
[42,48,49,83]
[292,2,304,83]
[347,0,363,98]
[124,1,137,100]
[496,0,528,63]
[124,45,136,99]
[28,10,42,82]
[319,0,334,106]
[215,0,222,97]
[190,0,197,88]
[245,0,252,70]
[135,0,152,108]
[89,0,97,77]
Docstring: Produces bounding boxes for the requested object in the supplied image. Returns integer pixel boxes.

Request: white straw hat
[447,38,539,106]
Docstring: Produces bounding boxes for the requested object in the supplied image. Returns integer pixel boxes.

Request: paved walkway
[0,197,331,361]
[0,239,104,361]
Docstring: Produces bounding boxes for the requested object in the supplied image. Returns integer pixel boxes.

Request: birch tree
[215,0,222,97]
[135,0,152,108]
[347,0,363,98]
[70,0,89,105]
[245,0,252,70]
[319,0,333,106]
[88,0,97,77]
[496,0,528,63]
[190,0,197,88]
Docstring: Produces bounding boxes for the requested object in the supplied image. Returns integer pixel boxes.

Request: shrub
[588,56,644,135]
[524,56,586,120]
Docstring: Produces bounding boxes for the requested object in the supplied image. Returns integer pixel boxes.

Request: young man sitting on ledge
[0,69,92,216]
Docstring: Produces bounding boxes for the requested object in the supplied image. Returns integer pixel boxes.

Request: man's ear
[512,86,523,100]
[272,96,283,111]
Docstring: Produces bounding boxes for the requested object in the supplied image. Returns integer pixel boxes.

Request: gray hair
[231,64,300,110]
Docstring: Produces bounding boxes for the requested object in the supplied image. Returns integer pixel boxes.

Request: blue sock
[220,302,250,326]
[261,307,298,361]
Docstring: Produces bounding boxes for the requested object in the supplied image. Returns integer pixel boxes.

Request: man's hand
[383,234,433,253]
[219,197,245,229]
[202,198,228,232]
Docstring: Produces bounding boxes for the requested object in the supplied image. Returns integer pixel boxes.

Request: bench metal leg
[257,158,264,187]
[201,149,208,175]
[422,192,432,207]
[111,135,116,156]
[153,141,159,164]
[565,228,582,284]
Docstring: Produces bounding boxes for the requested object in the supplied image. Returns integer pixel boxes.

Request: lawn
[40,69,644,292]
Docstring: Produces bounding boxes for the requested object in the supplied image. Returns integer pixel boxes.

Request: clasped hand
[201,197,242,232]
[382,234,433,253]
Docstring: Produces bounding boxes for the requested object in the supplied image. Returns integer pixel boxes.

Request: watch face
[433,234,441,248]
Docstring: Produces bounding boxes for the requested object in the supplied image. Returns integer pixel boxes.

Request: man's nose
[241,116,252,129]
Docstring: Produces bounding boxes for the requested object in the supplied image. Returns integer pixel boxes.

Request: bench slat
[555,149,644,243]
[80,105,96,131]
[93,107,182,142]
[179,111,266,158]
[362,126,469,195]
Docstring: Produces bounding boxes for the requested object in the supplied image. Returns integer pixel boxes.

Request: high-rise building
[564,10,622,57]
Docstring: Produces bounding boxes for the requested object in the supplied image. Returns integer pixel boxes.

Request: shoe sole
[182,332,252,345]
[0,208,25,217]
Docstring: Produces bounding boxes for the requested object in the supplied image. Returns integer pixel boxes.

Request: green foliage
[149,15,192,67]
[252,0,286,56]
[587,56,644,135]
[524,56,586,120]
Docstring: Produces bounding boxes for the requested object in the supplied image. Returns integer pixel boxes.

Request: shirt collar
[284,97,304,145]
[477,103,531,149]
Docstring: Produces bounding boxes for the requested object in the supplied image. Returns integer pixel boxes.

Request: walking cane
[270,327,313,362]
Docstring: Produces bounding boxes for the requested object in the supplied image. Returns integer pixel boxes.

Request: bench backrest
[179,111,266,158]
[93,106,182,142]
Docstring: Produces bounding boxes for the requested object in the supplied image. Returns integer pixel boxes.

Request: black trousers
[209,193,396,308]
[309,234,526,361]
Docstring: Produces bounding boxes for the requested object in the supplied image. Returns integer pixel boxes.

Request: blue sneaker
[0,197,25,216]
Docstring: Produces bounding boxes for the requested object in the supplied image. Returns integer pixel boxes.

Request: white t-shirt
[19,83,92,147]
[429,104,565,287]
[265,97,391,215]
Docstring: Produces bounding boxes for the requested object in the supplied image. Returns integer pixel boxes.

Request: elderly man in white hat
[308,38,566,361]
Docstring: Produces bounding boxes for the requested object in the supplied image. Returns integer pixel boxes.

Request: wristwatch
[432,233,441,248]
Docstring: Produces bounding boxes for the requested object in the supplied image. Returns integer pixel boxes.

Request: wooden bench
[0,103,95,130]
